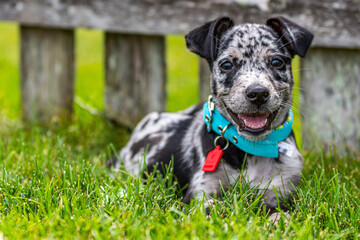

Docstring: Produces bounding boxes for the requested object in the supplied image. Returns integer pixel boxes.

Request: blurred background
[0,0,359,153]
[0,24,200,116]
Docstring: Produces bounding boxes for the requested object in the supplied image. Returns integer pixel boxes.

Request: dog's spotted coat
[115,16,313,211]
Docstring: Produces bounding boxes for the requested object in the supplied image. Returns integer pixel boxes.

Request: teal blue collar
[203,97,293,158]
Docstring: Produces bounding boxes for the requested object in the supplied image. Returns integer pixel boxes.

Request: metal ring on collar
[214,136,229,151]
[220,124,230,138]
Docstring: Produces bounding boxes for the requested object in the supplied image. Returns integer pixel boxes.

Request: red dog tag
[202,145,223,172]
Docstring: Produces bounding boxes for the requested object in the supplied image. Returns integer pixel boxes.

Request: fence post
[21,26,74,124]
[199,58,211,102]
[301,48,360,152]
[105,34,166,127]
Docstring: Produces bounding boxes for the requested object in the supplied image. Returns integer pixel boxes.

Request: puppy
[115,16,313,212]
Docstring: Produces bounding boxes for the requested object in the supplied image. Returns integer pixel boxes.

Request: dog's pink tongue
[238,113,270,129]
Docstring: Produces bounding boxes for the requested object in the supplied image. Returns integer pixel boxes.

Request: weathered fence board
[199,58,211,103]
[21,26,74,123]
[0,0,359,48]
[105,33,166,127]
[301,48,360,151]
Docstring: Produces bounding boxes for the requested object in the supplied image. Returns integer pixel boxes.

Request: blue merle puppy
[115,16,313,212]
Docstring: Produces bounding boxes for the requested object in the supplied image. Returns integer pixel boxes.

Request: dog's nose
[246,86,270,107]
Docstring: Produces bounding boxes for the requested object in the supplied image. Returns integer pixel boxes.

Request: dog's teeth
[237,113,269,130]
[242,116,267,129]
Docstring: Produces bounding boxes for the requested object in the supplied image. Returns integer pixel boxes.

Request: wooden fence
[0,0,359,151]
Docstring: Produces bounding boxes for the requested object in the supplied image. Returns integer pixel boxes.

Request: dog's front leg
[182,160,240,209]
[244,137,303,219]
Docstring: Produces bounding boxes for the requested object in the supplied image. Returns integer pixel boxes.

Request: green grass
[0,22,20,119]
[0,22,359,239]
[166,36,199,112]
[75,29,104,111]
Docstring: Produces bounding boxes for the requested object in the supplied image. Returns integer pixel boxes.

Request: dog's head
[186,16,313,140]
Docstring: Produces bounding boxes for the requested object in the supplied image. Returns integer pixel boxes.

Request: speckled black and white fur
[114,16,313,213]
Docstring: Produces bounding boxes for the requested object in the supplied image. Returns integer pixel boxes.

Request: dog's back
[119,105,202,186]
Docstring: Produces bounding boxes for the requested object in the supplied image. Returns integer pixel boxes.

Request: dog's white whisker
[292,67,314,73]
[292,86,305,90]
[275,32,287,45]
[278,36,303,50]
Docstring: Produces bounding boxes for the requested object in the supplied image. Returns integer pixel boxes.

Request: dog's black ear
[185,17,234,63]
[266,16,314,57]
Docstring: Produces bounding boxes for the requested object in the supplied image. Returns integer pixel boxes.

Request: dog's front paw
[268,211,290,224]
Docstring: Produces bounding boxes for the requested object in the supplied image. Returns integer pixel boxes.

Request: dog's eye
[219,61,233,72]
[271,58,285,69]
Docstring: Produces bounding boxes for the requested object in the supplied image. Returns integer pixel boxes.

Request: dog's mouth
[226,108,278,134]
